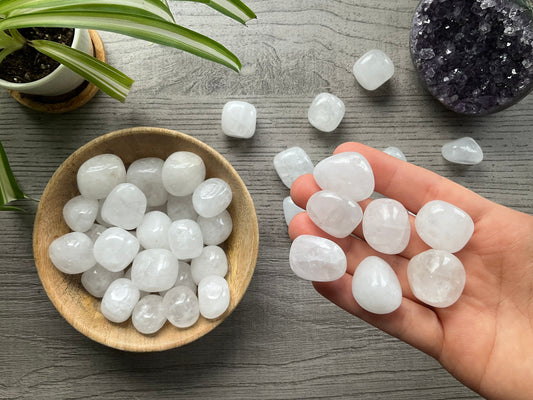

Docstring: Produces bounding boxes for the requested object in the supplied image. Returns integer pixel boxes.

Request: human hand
[289,142,533,400]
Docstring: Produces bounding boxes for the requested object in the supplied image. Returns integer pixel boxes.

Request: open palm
[289,142,533,400]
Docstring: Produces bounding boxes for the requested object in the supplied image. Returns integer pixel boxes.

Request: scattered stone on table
[81,264,124,298]
[407,249,466,308]
[273,146,314,188]
[168,219,204,259]
[162,151,206,196]
[131,249,179,292]
[62,195,98,233]
[126,157,168,207]
[442,137,484,165]
[221,100,257,139]
[100,278,140,323]
[163,286,200,328]
[307,93,345,132]
[159,261,197,296]
[383,146,407,161]
[101,183,147,230]
[136,211,172,250]
[166,194,198,221]
[283,196,305,226]
[191,245,228,284]
[192,178,233,218]
[352,256,402,314]
[49,232,96,274]
[197,210,233,246]
[198,275,230,319]
[93,227,139,272]
[353,49,395,91]
[77,154,126,200]
[132,294,167,334]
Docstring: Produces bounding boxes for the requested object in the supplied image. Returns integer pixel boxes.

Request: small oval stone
[441,137,483,165]
[77,154,126,200]
[126,157,168,207]
[136,211,171,250]
[93,227,139,272]
[131,249,179,292]
[307,93,345,132]
[198,275,230,319]
[101,183,147,230]
[163,286,200,328]
[132,294,167,334]
[162,151,206,196]
[62,195,98,232]
[415,200,474,253]
[351,256,402,314]
[283,196,304,226]
[289,235,347,281]
[192,178,233,218]
[197,210,233,246]
[191,245,228,284]
[273,147,314,188]
[221,100,257,139]
[168,219,204,259]
[383,146,407,161]
[49,232,96,274]
[100,278,140,323]
[81,264,124,298]
[353,49,395,91]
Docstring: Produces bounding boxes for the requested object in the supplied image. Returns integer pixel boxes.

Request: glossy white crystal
[363,198,411,254]
[289,235,347,281]
[415,200,474,253]
[77,154,126,200]
[62,195,98,232]
[93,227,139,272]
[132,294,167,334]
[100,278,140,323]
[168,219,204,259]
[283,196,304,226]
[353,49,395,91]
[197,210,233,246]
[49,232,96,274]
[221,100,257,139]
[383,146,407,161]
[192,178,232,218]
[352,256,402,314]
[101,183,147,230]
[81,264,124,298]
[131,249,179,292]
[159,261,197,296]
[167,194,198,221]
[313,152,375,202]
[308,93,345,132]
[198,275,230,319]
[162,151,206,196]
[441,137,483,165]
[191,245,228,284]
[407,249,466,308]
[136,211,171,250]
[306,190,363,238]
[273,146,314,188]
[126,157,167,207]
[163,286,200,328]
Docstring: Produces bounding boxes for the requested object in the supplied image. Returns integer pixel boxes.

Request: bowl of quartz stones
[32,127,259,352]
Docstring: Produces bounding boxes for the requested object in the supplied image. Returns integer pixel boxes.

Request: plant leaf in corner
[0,140,29,211]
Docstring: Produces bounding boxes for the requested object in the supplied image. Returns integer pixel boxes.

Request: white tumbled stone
[313,152,375,202]
[283,196,304,226]
[163,286,200,328]
[415,200,474,253]
[383,146,407,161]
[132,294,167,334]
[93,227,139,272]
[353,49,395,91]
[198,275,230,319]
[308,93,345,132]
[363,198,411,254]
[136,211,171,250]
[95,199,111,227]
[167,194,198,221]
[441,137,483,165]
[81,264,124,298]
[62,195,98,232]
[100,278,140,323]
[306,190,363,238]
[273,146,314,188]
[192,178,232,218]
[162,151,206,196]
[49,232,96,274]
[221,100,257,139]
[191,246,228,284]
[197,210,233,246]
[126,157,167,207]
[131,249,179,292]
[168,219,204,259]
[352,256,402,314]
[77,154,126,200]
[101,183,147,230]
[407,249,466,308]
[289,235,347,281]
[159,261,197,296]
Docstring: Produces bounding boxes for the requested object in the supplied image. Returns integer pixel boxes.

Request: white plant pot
[0,29,93,96]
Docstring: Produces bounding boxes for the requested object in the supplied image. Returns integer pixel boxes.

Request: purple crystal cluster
[410,0,533,115]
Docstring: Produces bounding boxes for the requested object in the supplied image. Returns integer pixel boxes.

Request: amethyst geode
[410,0,533,115]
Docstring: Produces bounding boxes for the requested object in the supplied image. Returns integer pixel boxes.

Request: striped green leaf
[206,0,256,24]
[0,140,29,212]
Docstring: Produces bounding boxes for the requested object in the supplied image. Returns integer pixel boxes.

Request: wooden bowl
[33,127,259,352]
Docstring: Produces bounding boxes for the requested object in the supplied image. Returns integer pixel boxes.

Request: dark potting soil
[0,27,74,83]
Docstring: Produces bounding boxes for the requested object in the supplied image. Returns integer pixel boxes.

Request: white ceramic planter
[0,29,93,96]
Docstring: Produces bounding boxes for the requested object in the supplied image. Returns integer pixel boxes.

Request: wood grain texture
[0,0,531,398]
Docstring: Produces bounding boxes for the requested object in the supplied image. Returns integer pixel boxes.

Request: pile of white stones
[275,148,473,314]
[48,152,233,334]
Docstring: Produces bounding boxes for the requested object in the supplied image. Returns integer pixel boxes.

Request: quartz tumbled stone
[306,190,363,238]
[131,249,179,292]
[273,147,314,188]
[353,49,395,91]
[100,278,140,323]
[136,211,171,250]
[81,264,124,298]
[126,157,167,207]
[49,232,96,274]
[197,210,233,246]
[383,146,407,161]
[198,275,230,319]
[221,101,257,139]
[163,286,200,328]
[160,261,197,296]
[442,137,483,165]
[352,256,402,314]
[168,219,204,259]
[62,195,98,232]
[407,249,466,308]
[363,198,411,254]
[77,154,126,200]
[313,152,375,202]
[192,178,232,218]
[191,245,228,284]
[308,93,345,132]
[132,294,167,334]
[101,183,147,230]
[162,151,206,196]
[283,196,304,226]
[415,200,474,253]
[93,227,139,272]
[167,194,198,221]
[289,235,347,281]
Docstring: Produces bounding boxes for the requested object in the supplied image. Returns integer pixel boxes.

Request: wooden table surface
[1,1,531,399]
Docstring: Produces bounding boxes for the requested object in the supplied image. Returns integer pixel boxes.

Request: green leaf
[0,140,29,212]
[0,11,242,71]
[30,39,134,102]
[206,0,256,24]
